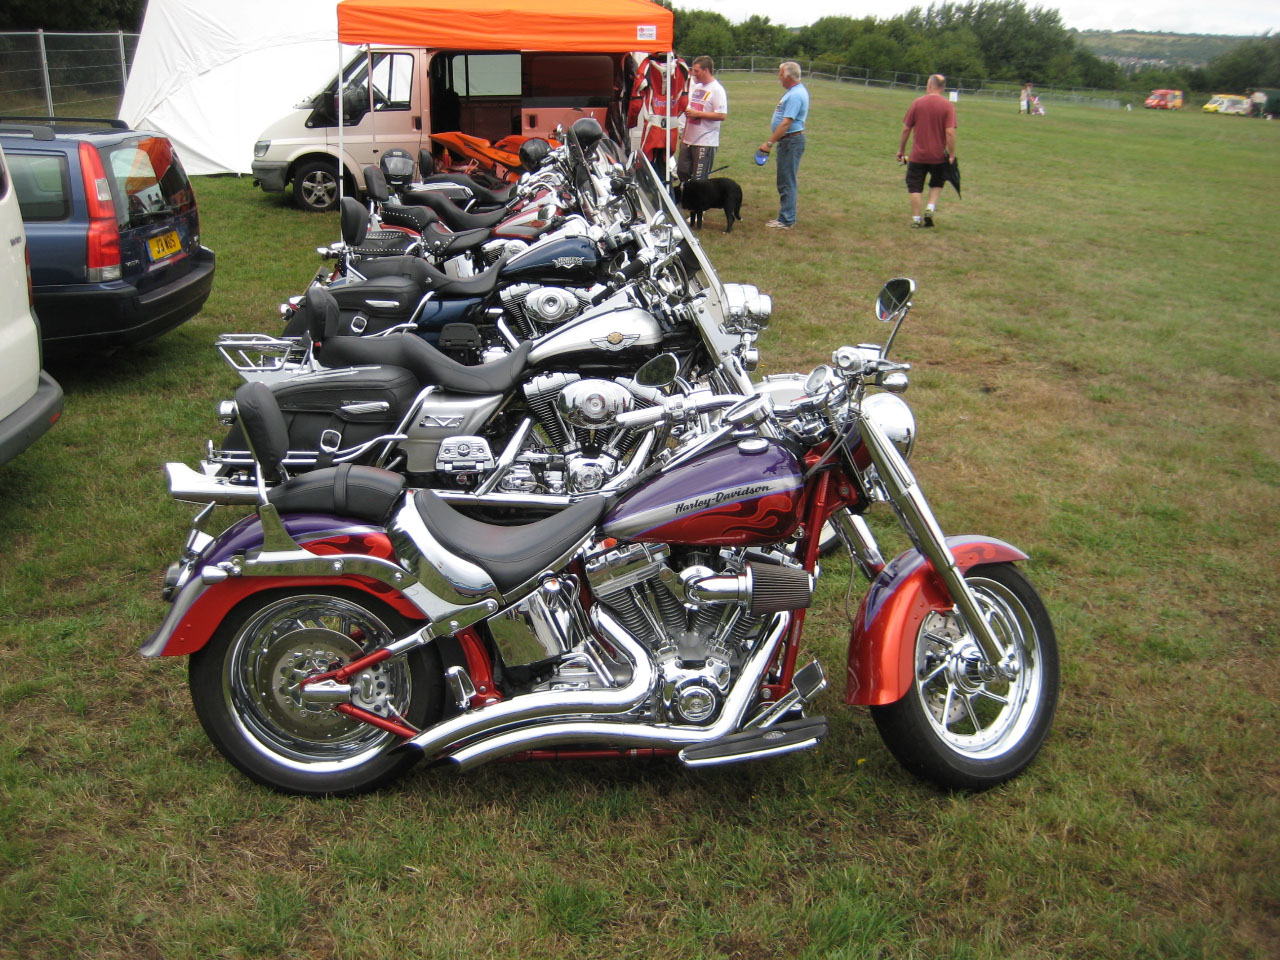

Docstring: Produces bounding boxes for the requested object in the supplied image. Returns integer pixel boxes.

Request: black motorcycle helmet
[570,117,605,154]
[378,148,417,192]
[518,137,552,172]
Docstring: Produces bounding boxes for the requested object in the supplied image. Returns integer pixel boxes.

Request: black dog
[677,177,743,233]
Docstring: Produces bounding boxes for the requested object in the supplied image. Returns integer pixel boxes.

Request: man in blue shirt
[758,61,809,229]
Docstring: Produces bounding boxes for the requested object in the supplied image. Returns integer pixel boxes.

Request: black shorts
[905,161,949,193]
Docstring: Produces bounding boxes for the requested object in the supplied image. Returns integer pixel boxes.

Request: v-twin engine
[493,541,813,726]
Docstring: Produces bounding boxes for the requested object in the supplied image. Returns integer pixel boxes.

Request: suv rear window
[98,136,195,227]
[7,153,71,221]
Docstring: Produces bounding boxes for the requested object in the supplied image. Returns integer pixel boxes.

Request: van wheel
[293,160,340,212]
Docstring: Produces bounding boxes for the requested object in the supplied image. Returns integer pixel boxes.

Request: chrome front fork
[857,415,1013,676]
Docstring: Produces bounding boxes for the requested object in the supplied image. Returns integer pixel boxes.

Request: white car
[0,143,62,467]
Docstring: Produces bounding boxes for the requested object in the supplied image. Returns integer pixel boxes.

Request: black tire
[292,160,340,212]
[189,588,442,795]
[870,563,1058,790]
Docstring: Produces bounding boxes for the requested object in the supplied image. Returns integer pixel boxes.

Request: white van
[251,49,634,211]
[0,143,63,467]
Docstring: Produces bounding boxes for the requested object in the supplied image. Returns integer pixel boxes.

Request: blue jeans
[775,133,805,226]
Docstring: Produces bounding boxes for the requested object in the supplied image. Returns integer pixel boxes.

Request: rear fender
[845,536,1028,705]
[142,513,426,658]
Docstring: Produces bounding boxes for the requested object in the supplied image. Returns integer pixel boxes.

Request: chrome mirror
[636,352,679,388]
[876,278,915,321]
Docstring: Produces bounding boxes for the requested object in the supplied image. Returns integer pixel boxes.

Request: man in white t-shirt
[677,56,728,182]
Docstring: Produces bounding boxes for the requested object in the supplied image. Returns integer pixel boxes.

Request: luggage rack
[215,333,315,383]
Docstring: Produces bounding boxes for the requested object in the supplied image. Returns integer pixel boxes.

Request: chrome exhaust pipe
[441,614,790,771]
[401,604,657,756]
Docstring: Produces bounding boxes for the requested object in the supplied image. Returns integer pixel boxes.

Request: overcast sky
[671,0,1276,37]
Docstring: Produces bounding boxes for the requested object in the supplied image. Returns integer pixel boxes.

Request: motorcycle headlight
[253,140,271,158]
[862,392,916,461]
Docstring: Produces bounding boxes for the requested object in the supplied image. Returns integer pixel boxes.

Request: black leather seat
[417,152,518,204]
[379,203,438,234]
[414,487,609,593]
[340,229,505,298]
[319,333,533,395]
[341,197,417,257]
[269,463,406,524]
[401,189,511,231]
[234,381,406,524]
[421,223,493,258]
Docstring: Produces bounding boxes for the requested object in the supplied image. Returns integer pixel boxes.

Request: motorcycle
[212,122,646,379]
[148,277,1059,795]
[178,150,768,509]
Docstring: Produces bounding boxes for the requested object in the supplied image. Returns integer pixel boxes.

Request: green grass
[1,77,1277,958]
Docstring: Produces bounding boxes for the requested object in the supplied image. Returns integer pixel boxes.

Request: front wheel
[189,588,443,795]
[292,160,340,212]
[871,563,1058,790]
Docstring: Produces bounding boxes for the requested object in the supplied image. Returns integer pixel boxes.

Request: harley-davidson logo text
[674,483,772,514]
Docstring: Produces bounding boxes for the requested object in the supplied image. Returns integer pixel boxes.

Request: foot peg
[679,716,828,768]
[743,659,827,731]
[445,666,477,710]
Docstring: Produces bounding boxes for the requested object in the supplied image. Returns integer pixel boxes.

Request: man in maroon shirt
[896,74,957,228]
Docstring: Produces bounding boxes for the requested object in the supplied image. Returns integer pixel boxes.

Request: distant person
[678,56,728,182]
[1020,82,1033,115]
[896,74,957,229]
[758,61,809,230]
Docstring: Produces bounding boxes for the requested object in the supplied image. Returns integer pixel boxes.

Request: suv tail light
[79,142,121,282]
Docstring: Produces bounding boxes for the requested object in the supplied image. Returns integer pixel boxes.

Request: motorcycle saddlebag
[223,365,419,458]
[327,276,425,335]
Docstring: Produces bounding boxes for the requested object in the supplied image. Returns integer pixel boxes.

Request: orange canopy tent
[335,0,673,52]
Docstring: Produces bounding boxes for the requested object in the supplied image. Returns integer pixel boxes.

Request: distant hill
[1073,30,1256,67]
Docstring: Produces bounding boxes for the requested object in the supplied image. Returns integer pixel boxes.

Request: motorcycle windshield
[627,154,749,392]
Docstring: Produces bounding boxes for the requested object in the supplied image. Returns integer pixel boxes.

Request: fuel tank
[499,235,603,285]
[527,303,664,373]
[603,439,804,546]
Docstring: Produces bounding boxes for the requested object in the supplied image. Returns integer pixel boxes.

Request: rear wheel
[189,588,442,795]
[871,563,1058,790]
[293,160,340,212]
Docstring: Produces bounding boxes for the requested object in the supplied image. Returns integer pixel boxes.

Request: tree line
[671,1,1280,93]
[2,0,1275,94]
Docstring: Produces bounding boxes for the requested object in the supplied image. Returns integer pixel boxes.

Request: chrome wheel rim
[300,170,337,208]
[223,595,411,771]
[913,576,1043,760]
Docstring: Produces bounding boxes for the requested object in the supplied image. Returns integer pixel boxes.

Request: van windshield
[98,136,195,227]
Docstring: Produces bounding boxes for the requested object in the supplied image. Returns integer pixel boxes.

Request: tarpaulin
[336,0,672,52]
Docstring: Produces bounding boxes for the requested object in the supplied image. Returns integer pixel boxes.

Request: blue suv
[0,116,216,354]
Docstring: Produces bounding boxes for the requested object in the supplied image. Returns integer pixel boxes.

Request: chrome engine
[487,542,812,726]
[500,283,591,338]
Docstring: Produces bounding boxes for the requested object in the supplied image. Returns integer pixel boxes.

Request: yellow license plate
[147,230,181,261]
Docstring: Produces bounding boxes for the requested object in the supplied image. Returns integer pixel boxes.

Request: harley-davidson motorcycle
[148,278,1059,795]
[177,148,768,511]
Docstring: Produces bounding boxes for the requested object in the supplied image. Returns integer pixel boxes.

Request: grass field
[1,76,1277,959]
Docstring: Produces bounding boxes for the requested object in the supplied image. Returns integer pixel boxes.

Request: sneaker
[922,210,935,228]
[910,220,923,229]
[765,219,792,229]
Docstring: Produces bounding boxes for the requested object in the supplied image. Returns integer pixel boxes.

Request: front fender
[845,536,1028,705]
[142,514,426,659]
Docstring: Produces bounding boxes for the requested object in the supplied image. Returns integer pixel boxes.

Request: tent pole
[665,51,673,189]
[337,42,345,211]
[366,46,374,206]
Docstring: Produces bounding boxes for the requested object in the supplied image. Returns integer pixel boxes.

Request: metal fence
[711,55,1123,109]
[0,33,1127,122]
[0,31,140,118]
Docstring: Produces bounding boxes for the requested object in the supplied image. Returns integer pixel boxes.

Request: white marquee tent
[119,0,352,175]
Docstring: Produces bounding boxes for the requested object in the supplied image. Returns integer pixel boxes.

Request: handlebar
[614,392,743,429]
